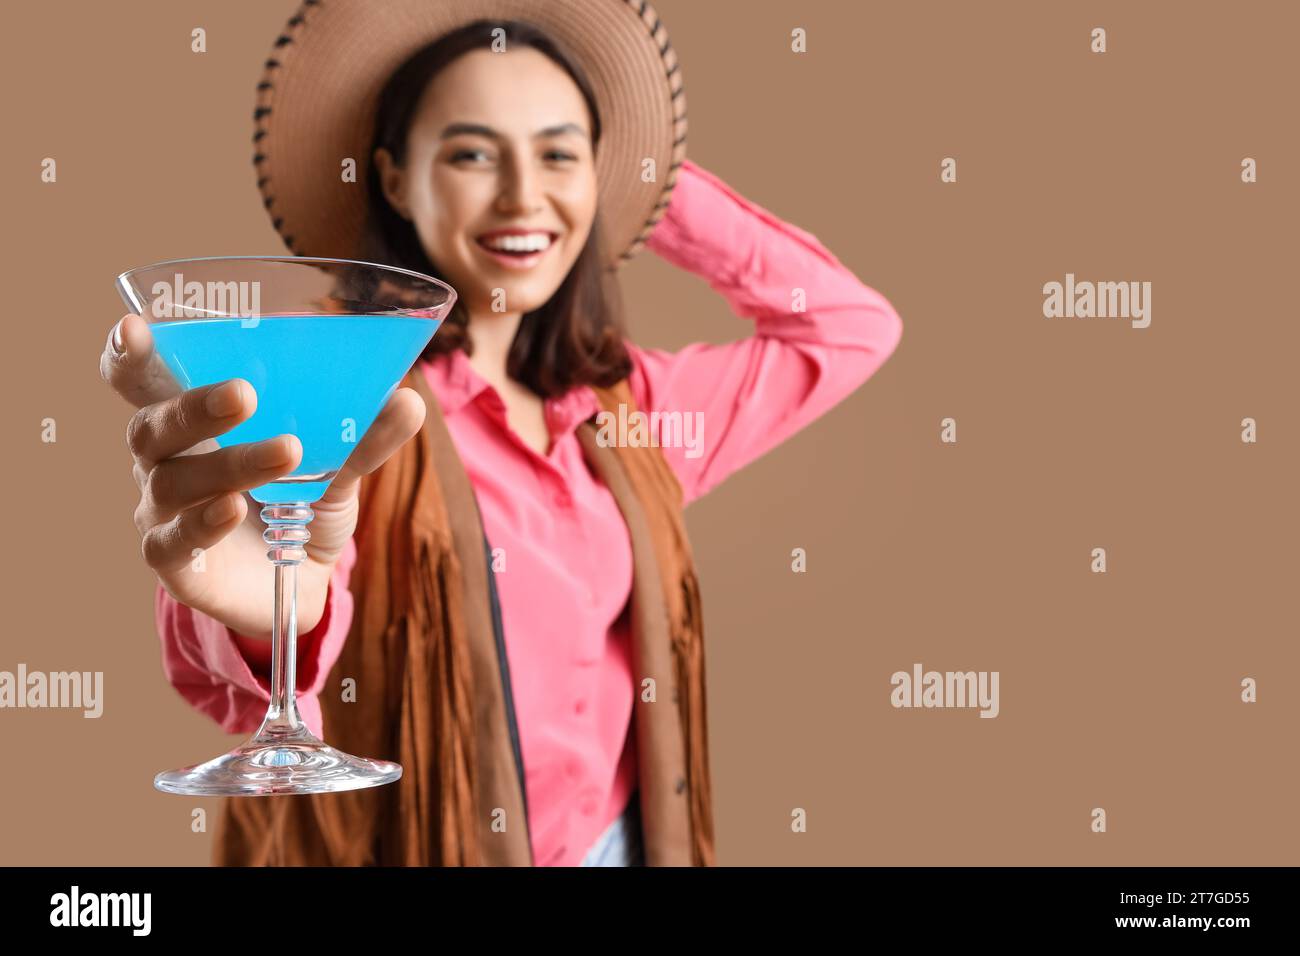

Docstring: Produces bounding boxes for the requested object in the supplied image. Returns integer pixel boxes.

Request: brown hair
[358,18,632,398]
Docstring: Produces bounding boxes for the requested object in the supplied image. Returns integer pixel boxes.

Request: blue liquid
[151,315,439,503]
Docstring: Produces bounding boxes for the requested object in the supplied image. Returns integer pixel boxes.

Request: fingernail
[111,319,126,355]
[204,495,238,526]
[249,437,291,469]
[206,380,244,418]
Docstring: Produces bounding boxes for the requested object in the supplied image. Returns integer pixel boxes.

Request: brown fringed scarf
[213,363,715,866]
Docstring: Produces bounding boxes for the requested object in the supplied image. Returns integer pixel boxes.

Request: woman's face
[373,47,599,319]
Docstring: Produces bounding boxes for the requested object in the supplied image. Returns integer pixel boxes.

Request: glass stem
[252,502,314,743]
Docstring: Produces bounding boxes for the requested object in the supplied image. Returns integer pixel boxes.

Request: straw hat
[251,0,687,270]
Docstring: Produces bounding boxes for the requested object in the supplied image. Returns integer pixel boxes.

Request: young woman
[99,2,902,867]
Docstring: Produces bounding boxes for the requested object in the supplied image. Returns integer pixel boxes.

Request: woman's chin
[468,278,561,314]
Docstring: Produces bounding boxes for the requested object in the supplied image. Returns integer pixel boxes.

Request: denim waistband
[579,789,644,867]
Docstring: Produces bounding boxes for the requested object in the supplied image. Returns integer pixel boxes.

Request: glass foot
[154,723,402,796]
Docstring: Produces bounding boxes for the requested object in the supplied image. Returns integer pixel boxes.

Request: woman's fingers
[320,387,426,503]
[125,378,257,467]
[140,492,249,574]
[136,434,302,528]
[100,313,183,409]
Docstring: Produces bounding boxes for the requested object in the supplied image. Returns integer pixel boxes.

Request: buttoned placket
[460,370,610,860]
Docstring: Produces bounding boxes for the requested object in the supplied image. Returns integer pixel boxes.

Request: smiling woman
[120,0,904,871]
[360,20,629,398]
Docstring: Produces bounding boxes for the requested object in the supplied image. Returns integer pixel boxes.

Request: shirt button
[574,699,587,715]
[565,758,581,780]
[580,797,599,816]
[554,490,572,508]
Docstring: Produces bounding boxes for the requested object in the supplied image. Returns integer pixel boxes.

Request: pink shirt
[154,158,903,866]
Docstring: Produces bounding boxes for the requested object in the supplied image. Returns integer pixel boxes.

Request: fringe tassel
[410,528,480,867]
[672,568,716,866]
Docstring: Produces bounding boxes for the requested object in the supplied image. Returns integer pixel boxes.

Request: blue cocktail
[151,315,436,503]
[115,256,456,796]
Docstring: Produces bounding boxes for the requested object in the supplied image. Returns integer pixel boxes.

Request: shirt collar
[420,349,602,436]
[421,348,490,417]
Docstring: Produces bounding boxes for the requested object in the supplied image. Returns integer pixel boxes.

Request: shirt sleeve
[626,158,904,505]
[153,535,358,738]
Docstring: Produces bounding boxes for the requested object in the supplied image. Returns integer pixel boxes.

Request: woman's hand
[100,312,426,641]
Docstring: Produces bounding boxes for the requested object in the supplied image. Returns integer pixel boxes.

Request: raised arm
[627,158,903,505]
[154,534,358,738]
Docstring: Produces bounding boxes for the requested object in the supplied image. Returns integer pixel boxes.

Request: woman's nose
[496,158,544,215]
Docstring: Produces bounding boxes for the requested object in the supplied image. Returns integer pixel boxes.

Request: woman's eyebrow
[439,121,588,140]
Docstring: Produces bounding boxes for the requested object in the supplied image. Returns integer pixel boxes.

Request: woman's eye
[449,147,575,164]
[450,149,489,163]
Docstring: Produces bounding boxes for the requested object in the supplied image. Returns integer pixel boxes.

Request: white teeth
[482,232,553,252]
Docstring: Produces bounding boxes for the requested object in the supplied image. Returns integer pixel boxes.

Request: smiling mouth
[475,231,558,255]
[473,231,559,269]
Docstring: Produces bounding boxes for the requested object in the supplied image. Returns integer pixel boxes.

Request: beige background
[2,0,1297,865]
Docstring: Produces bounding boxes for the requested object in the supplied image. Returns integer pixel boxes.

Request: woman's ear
[373,148,411,221]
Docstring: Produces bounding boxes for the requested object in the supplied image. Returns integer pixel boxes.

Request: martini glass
[115,255,456,796]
